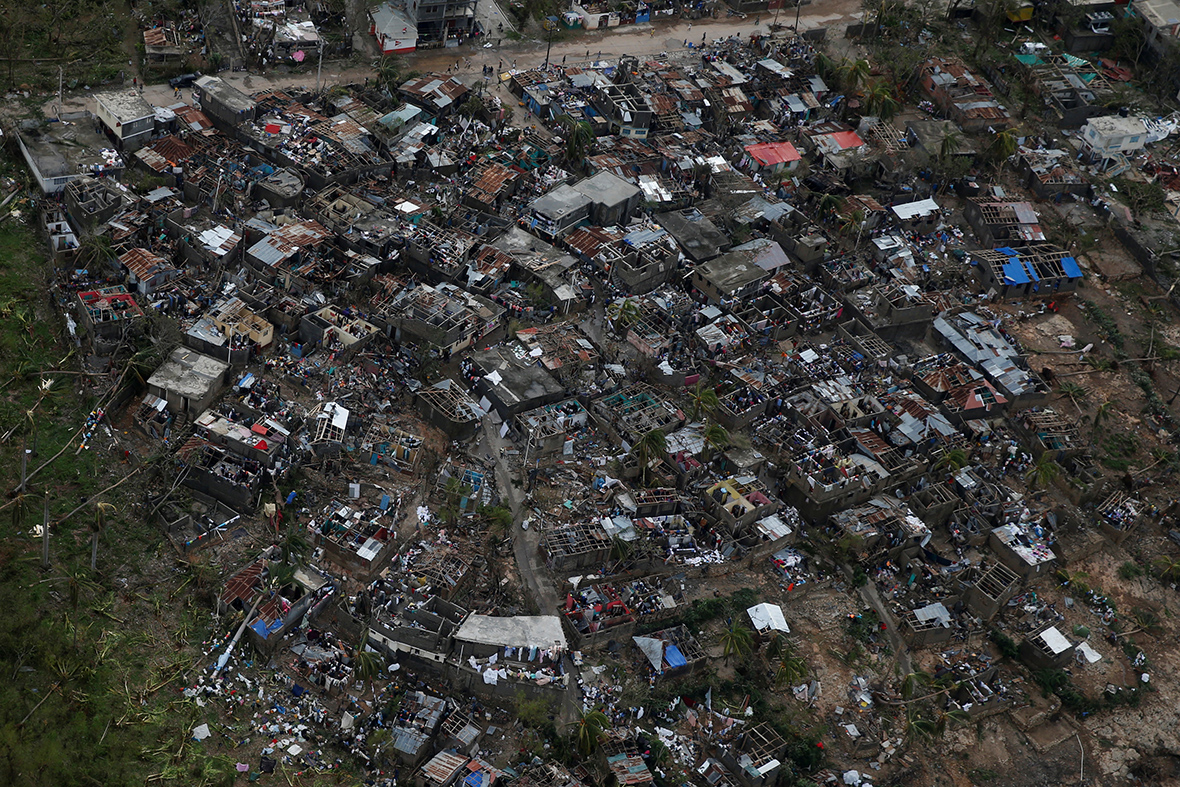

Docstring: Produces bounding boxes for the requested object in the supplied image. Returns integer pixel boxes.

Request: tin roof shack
[77,286,144,339]
[516,398,591,456]
[959,561,1021,621]
[715,724,786,787]
[176,437,263,510]
[655,208,730,263]
[399,74,469,118]
[1095,490,1144,545]
[179,222,242,269]
[143,25,188,60]
[469,346,565,418]
[384,282,498,355]
[990,521,1057,581]
[192,76,257,133]
[94,91,155,151]
[384,690,447,766]
[542,520,612,570]
[415,381,485,440]
[314,499,398,581]
[245,219,331,276]
[418,751,470,787]
[704,476,778,534]
[186,296,274,363]
[918,57,1012,133]
[464,162,522,212]
[974,245,1083,300]
[688,249,771,306]
[147,347,230,415]
[633,625,706,680]
[17,114,126,194]
[1021,623,1076,670]
[64,176,126,232]
[963,198,1045,248]
[933,312,1050,408]
[601,735,655,787]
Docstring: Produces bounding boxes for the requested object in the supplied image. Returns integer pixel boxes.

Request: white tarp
[1039,626,1072,654]
[747,603,790,633]
[891,197,940,220]
[633,636,664,671]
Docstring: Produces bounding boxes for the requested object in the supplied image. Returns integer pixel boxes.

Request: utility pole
[543,19,555,70]
[41,498,49,569]
[57,66,63,118]
[316,42,324,93]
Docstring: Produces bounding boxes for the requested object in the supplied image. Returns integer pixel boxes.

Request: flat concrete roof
[471,346,564,408]
[455,614,567,649]
[95,90,156,122]
[195,76,257,114]
[573,170,641,207]
[147,347,229,400]
[530,183,591,219]
[655,209,729,262]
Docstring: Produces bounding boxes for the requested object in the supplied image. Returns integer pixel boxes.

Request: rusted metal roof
[119,247,176,280]
[173,104,214,133]
[421,751,469,785]
[219,559,265,606]
[469,163,519,204]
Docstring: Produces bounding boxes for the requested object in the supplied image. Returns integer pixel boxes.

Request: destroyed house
[560,577,678,648]
[1018,147,1088,198]
[405,223,478,281]
[399,74,470,117]
[143,25,188,60]
[990,521,1056,580]
[176,437,263,510]
[516,399,590,456]
[300,306,378,356]
[594,81,653,139]
[368,596,466,669]
[595,384,683,442]
[64,176,125,231]
[963,198,1045,248]
[245,220,331,272]
[314,499,396,580]
[933,312,1050,406]
[77,286,144,338]
[361,419,423,474]
[715,724,785,787]
[633,626,705,678]
[655,208,730,263]
[243,110,384,187]
[542,520,611,570]
[147,347,230,415]
[1096,490,1143,545]
[419,751,470,787]
[918,57,1011,132]
[516,322,598,377]
[415,381,485,440]
[973,245,1083,300]
[705,476,778,532]
[384,282,495,355]
[219,560,330,652]
[464,163,522,212]
[308,186,402,258]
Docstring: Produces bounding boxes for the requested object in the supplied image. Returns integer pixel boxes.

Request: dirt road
[40,4,864,119]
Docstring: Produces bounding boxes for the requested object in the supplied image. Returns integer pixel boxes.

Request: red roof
[745,142,802,166]
[829,131,865,150]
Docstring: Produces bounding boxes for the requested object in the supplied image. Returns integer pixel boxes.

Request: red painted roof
[745,142,802,166]
[829,131,864,150]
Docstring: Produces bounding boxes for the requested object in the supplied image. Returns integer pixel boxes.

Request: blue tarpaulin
[1002,260,1030,284]
[1061,256,1082,278]
[664,645,687,669]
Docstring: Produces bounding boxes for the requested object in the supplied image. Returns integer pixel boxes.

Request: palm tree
[775,653,809,687]
[989,129,1018,173]
[702,421,730,462]
[1057,381,1089,414]
[931,708,970,737]
[631,428,668,485]
[1154,555,1180,582]
[719,618,754,665]
[559,115,596,164]
[1055,569,1090,594]
[864,81,899,120]
[817,193,845,221]
[902,707,937,744]
[280,523,309,566]
[375,54,407,93]
[933,448,968,473]
[688,380,721,421]
[91,502,115,572]
[572,708,610,757]
[74,235,116,270]
[354,630,385,695]
[939,129,963,162]
[900,670,931,700]
[608,298,641,330]
[1024,454,1060,489]
[1091,399,1113,444]
[839,58,872,93]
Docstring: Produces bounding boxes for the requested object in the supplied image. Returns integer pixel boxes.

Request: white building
[1078,115,1149,160]
[371,2,418,54]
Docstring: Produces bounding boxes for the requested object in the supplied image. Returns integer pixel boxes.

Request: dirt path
[40,5,864,119]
